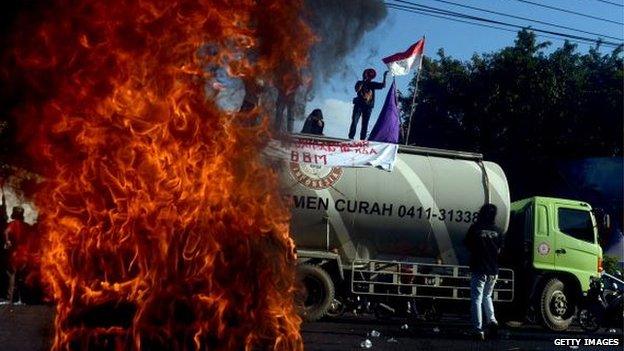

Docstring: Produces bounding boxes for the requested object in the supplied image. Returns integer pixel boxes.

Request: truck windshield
[558,208,595,243]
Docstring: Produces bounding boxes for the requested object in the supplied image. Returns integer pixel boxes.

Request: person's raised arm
[371,71,389,89]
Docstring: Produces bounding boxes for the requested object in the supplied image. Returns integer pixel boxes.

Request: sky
[295,0,624,138]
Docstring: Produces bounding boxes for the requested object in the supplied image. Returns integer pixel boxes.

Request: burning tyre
[1,0,315,349]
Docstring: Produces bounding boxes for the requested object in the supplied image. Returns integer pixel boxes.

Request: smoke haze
[304,0,388,85]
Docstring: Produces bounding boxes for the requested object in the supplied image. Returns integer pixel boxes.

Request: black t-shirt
[464,223,503,274]
[354,80,385,108]
[301,116,324,135]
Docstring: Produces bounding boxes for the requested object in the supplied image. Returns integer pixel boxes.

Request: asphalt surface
[301,314,624,351]
[0,305,53,351]
[1,305,622,351]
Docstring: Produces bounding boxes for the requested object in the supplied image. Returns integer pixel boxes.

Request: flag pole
[404,35,425,146]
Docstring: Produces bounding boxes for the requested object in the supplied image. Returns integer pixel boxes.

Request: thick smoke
[219,1,388,127]
[304,0,388,85]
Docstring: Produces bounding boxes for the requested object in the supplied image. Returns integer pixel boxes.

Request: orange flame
[4,0,313,349]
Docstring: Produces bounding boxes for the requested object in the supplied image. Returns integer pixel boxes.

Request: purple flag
[368,80,399,143]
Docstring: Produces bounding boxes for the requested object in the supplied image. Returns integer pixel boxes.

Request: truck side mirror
[603,213,611,230]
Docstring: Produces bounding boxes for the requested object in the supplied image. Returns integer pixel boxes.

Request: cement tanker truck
[276,135,605,332]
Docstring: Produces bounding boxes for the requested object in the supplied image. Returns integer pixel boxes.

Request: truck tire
[296,264,335,322]
[539,278,575,331]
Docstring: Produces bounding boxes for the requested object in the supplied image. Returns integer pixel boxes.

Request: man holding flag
[368,37,425,144]
[348,68,389,140]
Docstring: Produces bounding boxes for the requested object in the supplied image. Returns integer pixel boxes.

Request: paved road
[1,305,622,350]
[302,315,623,351]
[0,305,53,351]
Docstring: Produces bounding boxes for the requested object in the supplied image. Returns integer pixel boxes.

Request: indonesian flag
[382,38,425,76]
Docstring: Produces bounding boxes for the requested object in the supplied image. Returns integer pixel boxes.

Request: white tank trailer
[279,138,510,266]
[278,135,514,322]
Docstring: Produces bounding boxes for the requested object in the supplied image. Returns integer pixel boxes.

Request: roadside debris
[360,339,373,349]
[400,324,409,330]
[386,337,398,343]
[368,330,381,337]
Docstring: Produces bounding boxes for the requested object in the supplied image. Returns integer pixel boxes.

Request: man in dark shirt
[464,203,503,340]
[348,68,388,140]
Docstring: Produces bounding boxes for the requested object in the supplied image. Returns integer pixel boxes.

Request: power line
[386,0,623,47]
[424,0,622,41]
[513,0,624,25]
[385,3,608,47]
[386,4,521,35]
[388,1,622,47]
[594,0,624,8]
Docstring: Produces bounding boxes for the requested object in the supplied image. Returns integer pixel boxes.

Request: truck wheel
[539,278,575,331]
[296,264,335,322]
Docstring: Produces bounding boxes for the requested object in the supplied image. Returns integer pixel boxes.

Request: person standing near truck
[464,204,503,340]
[2,206,29,304]
[348,68,388,140]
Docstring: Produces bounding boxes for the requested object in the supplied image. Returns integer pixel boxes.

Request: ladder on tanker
[350,259,514,302]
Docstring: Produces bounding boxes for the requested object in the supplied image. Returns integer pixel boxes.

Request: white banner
[265,138,399,171]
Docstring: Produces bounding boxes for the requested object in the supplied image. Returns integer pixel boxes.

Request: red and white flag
[382,38,425,76]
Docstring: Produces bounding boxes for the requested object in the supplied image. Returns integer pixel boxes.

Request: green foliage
[603,255,624,277]
[401,30,623,161]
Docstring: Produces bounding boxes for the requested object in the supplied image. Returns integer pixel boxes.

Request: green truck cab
[505,196,603,331]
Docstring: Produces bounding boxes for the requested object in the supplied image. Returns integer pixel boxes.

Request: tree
[400,30,623,204]
[400,30,623,163]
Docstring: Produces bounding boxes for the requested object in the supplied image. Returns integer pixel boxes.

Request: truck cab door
[532,199,555,270]
[553,204,600,290]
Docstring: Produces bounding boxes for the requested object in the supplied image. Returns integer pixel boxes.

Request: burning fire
[3,0,313,349]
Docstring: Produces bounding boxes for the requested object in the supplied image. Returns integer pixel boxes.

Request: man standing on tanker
[464,204,503,340]
[348,68,388,140]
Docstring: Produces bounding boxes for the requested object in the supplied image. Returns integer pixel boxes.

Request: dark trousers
[5,265,23,303]
[274,94,295,133]
[348,104,372,140]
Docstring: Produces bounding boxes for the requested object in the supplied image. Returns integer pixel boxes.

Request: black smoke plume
[304,0,388,85]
